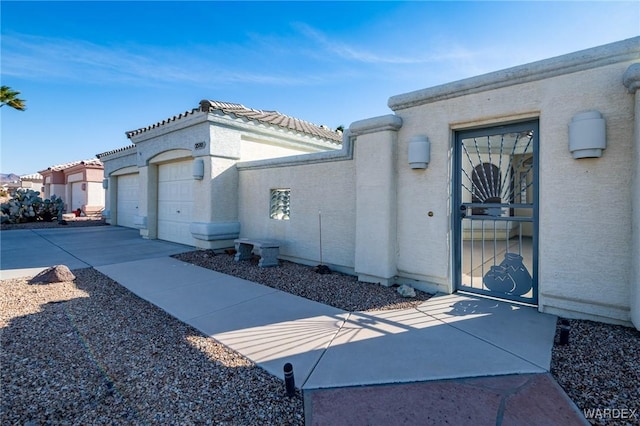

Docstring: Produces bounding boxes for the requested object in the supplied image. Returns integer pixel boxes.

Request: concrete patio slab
[189,291,347,383]
[303,307,546,390]
[189,290,347,335]
[139,275,278,321]
[418,293,557,370]
[95,257,228,296]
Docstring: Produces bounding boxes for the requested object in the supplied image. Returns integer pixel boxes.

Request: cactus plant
[0,189,64,223]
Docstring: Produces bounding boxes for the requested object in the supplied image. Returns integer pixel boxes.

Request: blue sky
[1,1,638,175]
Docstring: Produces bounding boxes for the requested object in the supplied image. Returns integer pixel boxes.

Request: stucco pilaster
[351,115,402,285]
[623,63,640,330]
[137,165,155,239]
[190,155,241,249]
[104,176,117,224]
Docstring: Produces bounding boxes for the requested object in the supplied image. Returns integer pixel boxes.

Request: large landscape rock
[29,265,76,284]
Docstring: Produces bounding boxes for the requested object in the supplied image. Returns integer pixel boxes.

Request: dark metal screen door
[453,121,539,305]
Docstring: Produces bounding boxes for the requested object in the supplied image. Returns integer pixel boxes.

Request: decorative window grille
[270,189,290,220]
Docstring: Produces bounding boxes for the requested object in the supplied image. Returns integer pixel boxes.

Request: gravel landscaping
[172,250,433,312]
[1,268,304,425]
[0,217,108,231]
[1,222,639,425]
[550,319,640,425]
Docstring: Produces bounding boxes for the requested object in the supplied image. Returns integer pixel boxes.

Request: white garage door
[71,182,85,211]
[158,161,193,246]
[116,174,139,228]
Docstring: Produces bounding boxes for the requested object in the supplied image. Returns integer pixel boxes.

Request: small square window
[270,189,290,220]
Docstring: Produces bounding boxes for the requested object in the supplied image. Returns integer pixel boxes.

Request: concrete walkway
[1,226,588,425]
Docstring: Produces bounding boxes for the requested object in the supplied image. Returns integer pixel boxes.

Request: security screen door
[453,120,539,305]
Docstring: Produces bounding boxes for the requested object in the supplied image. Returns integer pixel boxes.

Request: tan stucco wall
[390,39,638,325]
[625,63,640,329]
[238,158,356,272]
[86,182,105,208]
[66,172,83,183]
[85,168,104,182]
[351,116,402,286]
[240,139,320,161]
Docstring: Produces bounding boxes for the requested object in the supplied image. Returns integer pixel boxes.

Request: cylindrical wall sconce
[193,158,205,180]
[102,179,108,189]
[408,135,431,169]
[569,110,606,159]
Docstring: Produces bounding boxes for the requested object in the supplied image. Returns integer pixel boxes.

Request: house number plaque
[194,142,206,150]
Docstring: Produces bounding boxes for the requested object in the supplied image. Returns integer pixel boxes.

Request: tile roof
[125,100,343,144]
[125,109,199,139]
[96,144,137,159]
[20,173,43,180]
[43,159,103,172]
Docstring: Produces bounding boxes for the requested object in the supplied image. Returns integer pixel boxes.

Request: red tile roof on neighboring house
[96,144,137,159]
[41,159,103,173]
[20,173,43,180]
[125,100,343,144]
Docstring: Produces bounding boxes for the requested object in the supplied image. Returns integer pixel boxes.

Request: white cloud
[292,22,492,66]
[0,33,328,88]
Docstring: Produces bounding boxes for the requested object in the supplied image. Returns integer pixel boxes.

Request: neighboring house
[38,159,105,216]
[99,37,640,331]
[19,173,43,190]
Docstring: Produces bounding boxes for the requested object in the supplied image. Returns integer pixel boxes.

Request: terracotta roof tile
[96,145,137,159]
[20,173,43,180]
[45,159,103,172]
[125,109,199,138]
[199,101,343,143]
[125,100,342,144]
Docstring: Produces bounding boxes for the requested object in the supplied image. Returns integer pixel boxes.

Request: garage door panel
[157,161,193,246]
[71,182,84,211]
[116,174,139,228]
[158,202,192,221]
[159,161,192,182]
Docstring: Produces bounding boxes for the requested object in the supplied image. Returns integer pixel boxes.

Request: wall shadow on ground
[0,267,304,425]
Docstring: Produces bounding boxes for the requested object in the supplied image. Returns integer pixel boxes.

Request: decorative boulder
[397,284,416,298]
[29,265,76,284]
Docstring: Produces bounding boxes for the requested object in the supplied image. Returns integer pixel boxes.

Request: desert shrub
[0,189,64,224]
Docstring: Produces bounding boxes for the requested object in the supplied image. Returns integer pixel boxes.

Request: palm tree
[0,86,26,111]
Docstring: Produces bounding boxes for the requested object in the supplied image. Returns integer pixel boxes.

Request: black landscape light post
[559,319,570,345]
[284,362,295,397]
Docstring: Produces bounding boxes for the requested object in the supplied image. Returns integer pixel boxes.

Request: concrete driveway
[0,225,194,280]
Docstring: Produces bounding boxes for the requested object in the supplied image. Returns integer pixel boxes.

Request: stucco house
[19,173,43,190]
[38,159,105,216]
[98,37,640,330]
[96,101,343,245]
